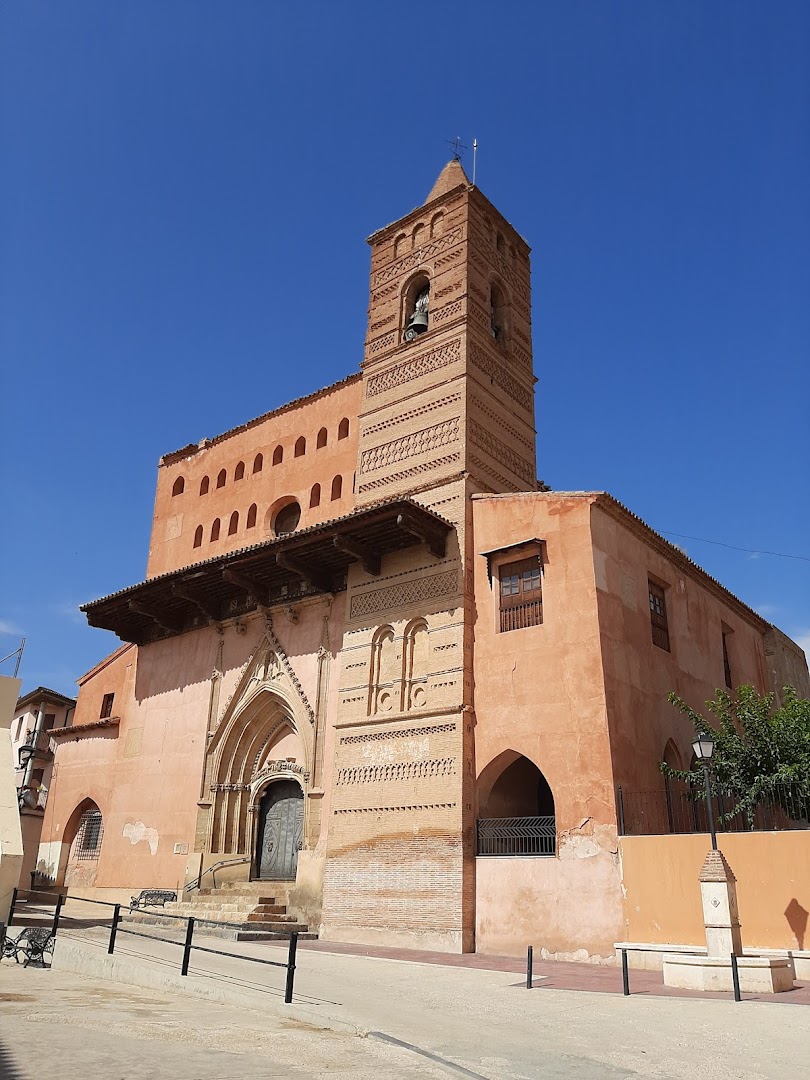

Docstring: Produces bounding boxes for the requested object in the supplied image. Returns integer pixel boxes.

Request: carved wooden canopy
[81,499,452,645]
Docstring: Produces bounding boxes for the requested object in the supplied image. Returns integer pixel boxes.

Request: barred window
[76,809,103,860]
[499,556,543,632]
[100,693,114,719]
[649,580,670,651]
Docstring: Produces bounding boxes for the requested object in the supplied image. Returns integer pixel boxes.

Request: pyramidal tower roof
[425,158,470,203]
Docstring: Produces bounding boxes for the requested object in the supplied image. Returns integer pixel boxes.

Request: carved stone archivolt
[200,628,315,858]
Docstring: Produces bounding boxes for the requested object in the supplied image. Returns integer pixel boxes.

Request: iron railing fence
[477,816,556,856]
[617,780,810,837]
[3,891,300,1003]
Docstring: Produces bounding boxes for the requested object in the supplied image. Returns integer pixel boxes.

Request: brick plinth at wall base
[662,953,794,994]
[319,923,470,953]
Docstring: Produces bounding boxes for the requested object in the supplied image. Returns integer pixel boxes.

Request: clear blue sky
[1,1,808,697]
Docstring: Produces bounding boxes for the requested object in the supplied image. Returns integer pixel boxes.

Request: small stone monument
[663,848,793,993]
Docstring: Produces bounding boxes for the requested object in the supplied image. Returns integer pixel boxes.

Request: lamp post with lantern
[692,731,717,850]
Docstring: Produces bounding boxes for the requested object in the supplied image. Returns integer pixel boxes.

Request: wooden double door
[255,780,303,880]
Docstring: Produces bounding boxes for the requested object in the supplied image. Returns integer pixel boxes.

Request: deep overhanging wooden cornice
[81,499,453,646]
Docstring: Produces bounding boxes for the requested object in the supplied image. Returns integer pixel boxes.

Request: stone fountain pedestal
[662,849,793,994]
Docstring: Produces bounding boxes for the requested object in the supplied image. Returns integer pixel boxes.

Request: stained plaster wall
[590,502,772,795]
[471,493,623,960]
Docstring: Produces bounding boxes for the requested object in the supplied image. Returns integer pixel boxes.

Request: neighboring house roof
[15,686,77,713]
[77,642,136,687]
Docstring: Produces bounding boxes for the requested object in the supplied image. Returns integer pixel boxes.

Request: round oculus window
[273,501,301,536]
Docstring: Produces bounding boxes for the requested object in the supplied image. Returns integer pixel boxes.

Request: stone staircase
[125,882,316,942]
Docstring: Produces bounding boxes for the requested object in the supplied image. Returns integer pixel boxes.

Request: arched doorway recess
[477,752,556,856]
[254,779,304,880]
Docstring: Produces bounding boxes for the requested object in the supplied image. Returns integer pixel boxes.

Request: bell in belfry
[404,286,429,341]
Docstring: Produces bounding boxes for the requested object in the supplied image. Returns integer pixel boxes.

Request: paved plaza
[1,909,808,1079]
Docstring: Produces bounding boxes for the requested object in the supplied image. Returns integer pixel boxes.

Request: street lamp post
[692,732,717,850]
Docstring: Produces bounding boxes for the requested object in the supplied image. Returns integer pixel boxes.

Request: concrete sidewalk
[48,921,810,1079]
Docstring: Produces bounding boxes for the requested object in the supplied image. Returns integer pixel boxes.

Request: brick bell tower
[319,161,537,953]
[355,156,537,508]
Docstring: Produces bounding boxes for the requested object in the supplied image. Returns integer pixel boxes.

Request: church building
[36,161,807,961]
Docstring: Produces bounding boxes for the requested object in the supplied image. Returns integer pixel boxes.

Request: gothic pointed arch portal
[202,634,314,866]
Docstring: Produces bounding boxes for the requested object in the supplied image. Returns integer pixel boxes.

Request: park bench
[129,889,177,910]
[1,927,55,967]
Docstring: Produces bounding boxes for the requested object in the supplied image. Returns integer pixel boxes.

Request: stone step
[215,881,294,894]
[245,912,296,923]
[123,913,310,936]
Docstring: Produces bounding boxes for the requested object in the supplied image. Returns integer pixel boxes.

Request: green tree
[661,685,810,827]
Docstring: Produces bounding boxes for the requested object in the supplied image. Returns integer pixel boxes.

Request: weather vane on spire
[446,136,467,161]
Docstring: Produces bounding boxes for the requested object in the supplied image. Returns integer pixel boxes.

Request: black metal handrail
[184,856,251,893]
[3,891,299,1003]
[476,816,556,856]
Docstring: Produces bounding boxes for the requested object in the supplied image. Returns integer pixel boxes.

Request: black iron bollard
[51,894,65,936]
[0,921,6,958]
[621,949,630,995]
[730,953,741,1002]
[8,888,18,927]
[284,931,298,1004]
[526,945,533,989]
[108,904,121,955]
[181,917,195,976]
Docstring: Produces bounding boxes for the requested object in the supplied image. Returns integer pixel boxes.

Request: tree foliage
[661,685,810,825]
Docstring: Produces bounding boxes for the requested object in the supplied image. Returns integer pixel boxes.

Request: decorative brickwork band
[349,570,458,618]
[370,227,464,288]
[333,802,457,815]
[356,453,461,494]
[469,419,535,484]
[362,392,462,438]
[366,339,461,398]
[339,721,457,745]
[336,758,457,785]
[360,417,460,474]
[469,341,533,412]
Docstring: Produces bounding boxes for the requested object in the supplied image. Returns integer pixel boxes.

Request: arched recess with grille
[200,637,315,868]
[59,797,105,888]
[476,751,556,856]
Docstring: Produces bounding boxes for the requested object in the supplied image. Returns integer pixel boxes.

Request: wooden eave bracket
[332,534,381,576]
[171,582,221,623]
[395,510,448,558]
[222,568,270,606]
[275,552,330,593]
[128,599,183,633]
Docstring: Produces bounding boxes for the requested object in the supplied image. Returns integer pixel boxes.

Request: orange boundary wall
[619,832,810,951]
